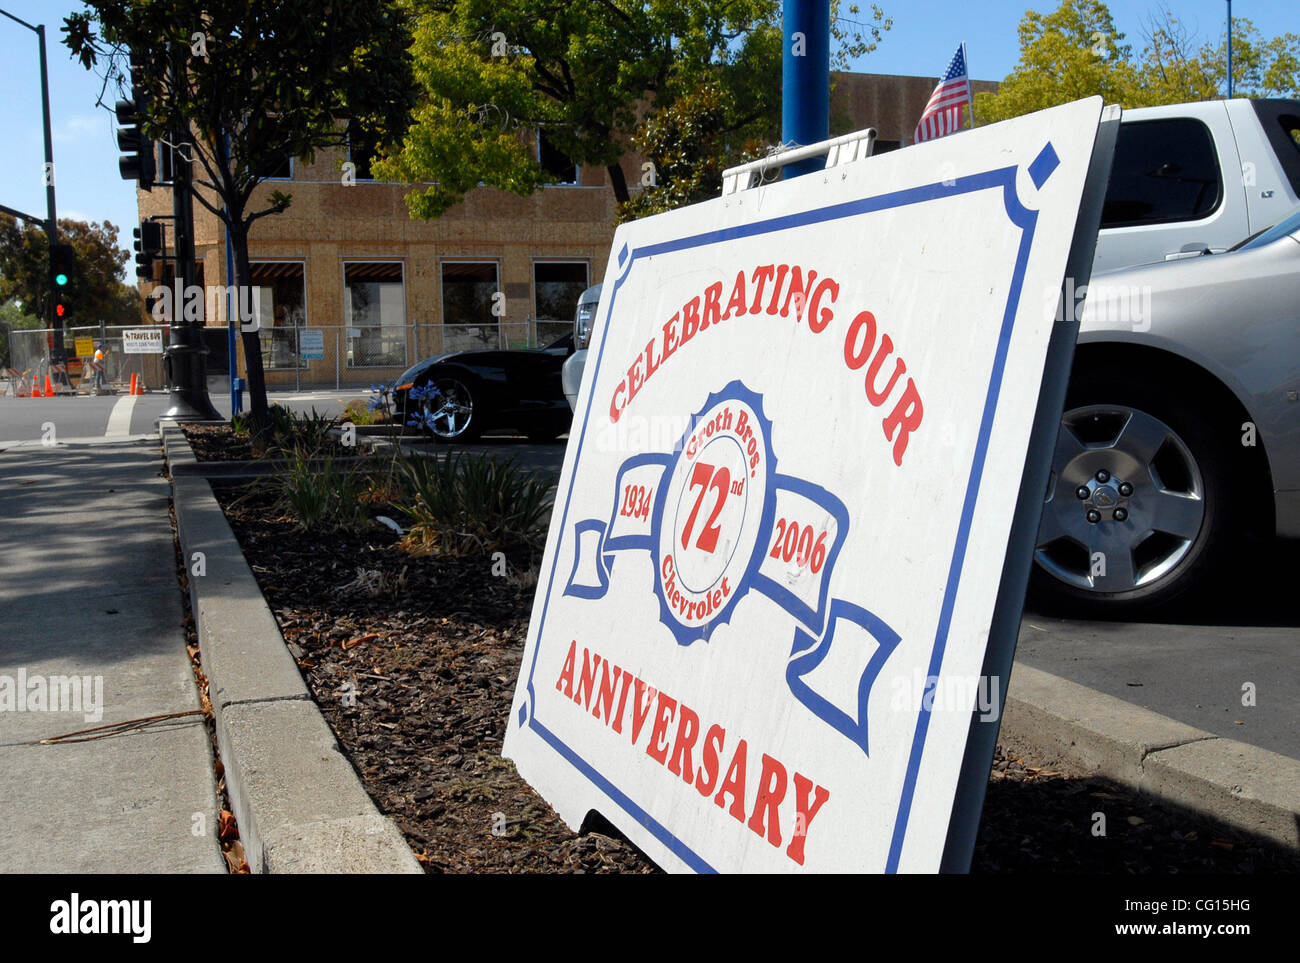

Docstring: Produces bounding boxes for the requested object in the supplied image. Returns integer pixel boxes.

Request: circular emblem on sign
[651,381,776,645]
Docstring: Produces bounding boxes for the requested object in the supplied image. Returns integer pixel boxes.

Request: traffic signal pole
[0,10,65,379]
[159,42,219,420]
[36,23,62,366]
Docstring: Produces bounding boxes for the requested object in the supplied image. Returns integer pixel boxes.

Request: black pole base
[160,386,222,421]
[161,338,221,421]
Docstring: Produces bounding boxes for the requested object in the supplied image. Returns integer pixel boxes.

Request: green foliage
[395,451,553,555]
[272,446,369,532]
[975,1,1300,124]
[376,1,889,217]
[1139,14,1300,104]
[973,0,1139,124]
[0,299,42,369]
[233,404,293,439]
[0,216,142,326]
[279,407,339,450]
[618,80,765,221]
[232,404,337,453]
[342,399,379,427]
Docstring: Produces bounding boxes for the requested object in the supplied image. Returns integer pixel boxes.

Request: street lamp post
[1227,0,1234,98]
[0,8,64,376]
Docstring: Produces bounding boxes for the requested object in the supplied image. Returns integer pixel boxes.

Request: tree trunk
[607,162,631,204]
[227,219,270,433]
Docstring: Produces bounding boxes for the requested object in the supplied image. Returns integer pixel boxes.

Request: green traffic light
[55,272,68,286]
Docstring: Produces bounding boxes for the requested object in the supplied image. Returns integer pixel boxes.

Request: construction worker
[92,343,107,392]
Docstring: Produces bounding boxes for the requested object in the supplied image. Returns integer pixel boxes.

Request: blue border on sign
[520,157,1045,873]
[752,473,851,636]
[601,451,673,555]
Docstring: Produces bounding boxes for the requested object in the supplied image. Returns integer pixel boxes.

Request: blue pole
[1226,1,1233,98]
[782,0,830,179]
[226,219,238,415]
[222,132,240,416]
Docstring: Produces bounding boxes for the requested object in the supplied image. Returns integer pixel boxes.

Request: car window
[540,332,574,352]
[1250,100,1300,200]
[1101,118,1223,229]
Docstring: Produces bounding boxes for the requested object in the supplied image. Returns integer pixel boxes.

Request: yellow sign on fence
[74,338,95,358]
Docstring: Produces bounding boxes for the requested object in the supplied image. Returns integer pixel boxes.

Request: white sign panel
[299,328,325,360]
[505,98,1108,872]
[121,328,164,354]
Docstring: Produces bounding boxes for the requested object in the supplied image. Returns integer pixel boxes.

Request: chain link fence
[252,320,573,390]
[4,319,575,395]
[3,325,169,394]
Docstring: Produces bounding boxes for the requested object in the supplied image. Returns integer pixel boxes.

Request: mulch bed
[181,423,363,462]
[214,482,1300,874]
[183,424,256,462]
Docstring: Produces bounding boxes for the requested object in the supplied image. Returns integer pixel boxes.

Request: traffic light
[134,220,164,280]
[50,243,74,320]
[115,52,155,190]
[51,243,74,288]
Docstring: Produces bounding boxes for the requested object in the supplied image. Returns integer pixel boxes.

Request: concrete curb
[163,426,422,874]
[1000,662,1300,851]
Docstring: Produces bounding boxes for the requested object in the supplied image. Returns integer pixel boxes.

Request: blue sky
[0,0,1293,267]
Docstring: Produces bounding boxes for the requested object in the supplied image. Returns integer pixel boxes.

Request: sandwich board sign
[504,97,1117,873]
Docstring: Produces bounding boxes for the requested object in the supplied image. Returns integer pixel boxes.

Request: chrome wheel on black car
[419,377,481,442]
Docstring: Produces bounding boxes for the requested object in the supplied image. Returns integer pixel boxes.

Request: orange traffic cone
[134,375,145,396]
[44,373,54,396]
[129,373,138,395]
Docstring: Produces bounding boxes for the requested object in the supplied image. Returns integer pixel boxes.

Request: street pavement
[1018,538,1300,760]
[0,437,224,872]
[0,385,372,445]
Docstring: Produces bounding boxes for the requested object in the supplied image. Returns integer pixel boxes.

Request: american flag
[914,44,972,143]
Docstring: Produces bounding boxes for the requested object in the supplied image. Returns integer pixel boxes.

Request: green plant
[272,445,369,532]
[275,406,337,450]
[342,399,378,427]
[233,402,293,439]
[395,451,553,555]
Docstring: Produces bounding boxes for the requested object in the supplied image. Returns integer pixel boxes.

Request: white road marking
[105,395,138,437]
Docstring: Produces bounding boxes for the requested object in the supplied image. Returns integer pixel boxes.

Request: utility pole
[1226,1,1234,98]
[159,38,219,420]
[0,9,63,377]
[782,0,830,179]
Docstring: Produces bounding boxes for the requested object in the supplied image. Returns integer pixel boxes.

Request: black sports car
[391,334,574,442]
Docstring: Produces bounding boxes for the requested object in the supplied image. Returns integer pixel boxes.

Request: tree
[975,0,1300,125]
[63,1,416,430]
[616,80,766,222]
[973,0,1140,125]
[0,299,43,370]
[374,1,889,219]
[1139,12,1299,103]
[0,215,142,327]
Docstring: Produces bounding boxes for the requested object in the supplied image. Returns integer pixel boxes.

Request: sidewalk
[0,438,223,873]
